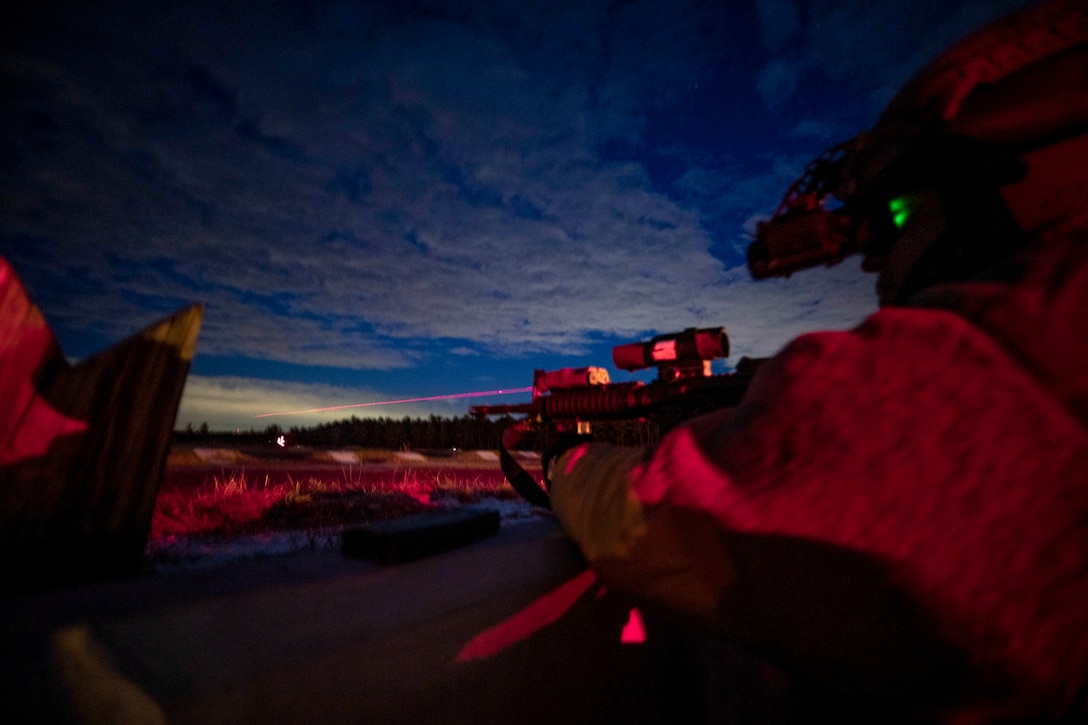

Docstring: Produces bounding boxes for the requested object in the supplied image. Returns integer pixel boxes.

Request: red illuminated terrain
[147,447,542,568]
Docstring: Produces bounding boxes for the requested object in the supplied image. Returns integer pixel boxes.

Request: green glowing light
[889,196,912,230]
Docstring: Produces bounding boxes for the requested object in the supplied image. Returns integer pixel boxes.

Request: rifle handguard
[473,329,766,506]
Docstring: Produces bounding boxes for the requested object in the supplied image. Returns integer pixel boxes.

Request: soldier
[548,1,1088,721]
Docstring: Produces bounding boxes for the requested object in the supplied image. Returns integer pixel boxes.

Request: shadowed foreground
[0,518,812,724]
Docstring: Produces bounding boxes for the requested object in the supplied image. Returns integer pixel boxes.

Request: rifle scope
[612,327,729,372]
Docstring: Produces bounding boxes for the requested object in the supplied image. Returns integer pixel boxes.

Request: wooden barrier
[0,258,203,589]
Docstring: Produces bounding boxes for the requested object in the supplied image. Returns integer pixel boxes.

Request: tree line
[174,414,658,450]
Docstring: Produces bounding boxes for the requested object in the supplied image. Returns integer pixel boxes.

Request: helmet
[748,0,1088,305]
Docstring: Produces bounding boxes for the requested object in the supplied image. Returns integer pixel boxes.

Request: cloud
[713,261,877,361]
[1,0,744,366]
[753,0,1038,121]
[1,0,1035,400]
[756,58,800,110]
[176,374,491,432]
[176,257,880,432]
[788,117,844,143]
[756,0,801,53]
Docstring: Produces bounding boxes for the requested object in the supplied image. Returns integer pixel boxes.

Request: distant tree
[174,413,527,451]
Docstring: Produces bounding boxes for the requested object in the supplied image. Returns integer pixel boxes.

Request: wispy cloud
[750,0,1038,139]
[176,374,503,432]
[0,0,1034,429]
[4,0,746,361]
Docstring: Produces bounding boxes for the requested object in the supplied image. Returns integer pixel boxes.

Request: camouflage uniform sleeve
[549,441,739,628]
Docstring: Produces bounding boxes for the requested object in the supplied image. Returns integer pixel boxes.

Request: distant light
[276,435,286,447]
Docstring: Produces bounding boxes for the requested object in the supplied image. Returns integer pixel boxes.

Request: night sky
[1,0,1038,431]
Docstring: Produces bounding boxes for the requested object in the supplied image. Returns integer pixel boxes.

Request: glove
[542,432,594,491]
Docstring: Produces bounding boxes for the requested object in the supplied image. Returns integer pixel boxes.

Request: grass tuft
[150,468,520,542]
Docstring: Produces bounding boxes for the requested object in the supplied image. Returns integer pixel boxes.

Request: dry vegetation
[150,467,522,541]
[145,447,539,570]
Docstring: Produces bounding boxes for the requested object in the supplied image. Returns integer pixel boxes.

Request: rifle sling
[498,435,551,510]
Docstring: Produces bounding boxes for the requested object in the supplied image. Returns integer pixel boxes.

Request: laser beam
[254,387,533,418]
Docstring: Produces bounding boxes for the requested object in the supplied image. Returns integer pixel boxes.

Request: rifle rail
[471,361,762,427]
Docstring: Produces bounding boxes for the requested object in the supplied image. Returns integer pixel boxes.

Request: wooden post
[0,258,203,589]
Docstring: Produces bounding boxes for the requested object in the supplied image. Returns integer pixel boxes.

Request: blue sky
[1,0,1036,431]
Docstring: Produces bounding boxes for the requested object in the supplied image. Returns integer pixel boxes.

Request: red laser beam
[254,387,533,418]
[455,569,600,662]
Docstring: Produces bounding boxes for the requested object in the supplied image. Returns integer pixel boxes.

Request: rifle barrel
[469,402,536,417]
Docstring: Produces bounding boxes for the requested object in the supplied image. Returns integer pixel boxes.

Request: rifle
[470,327,765,508]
